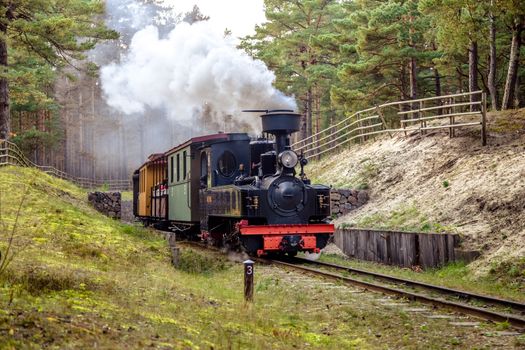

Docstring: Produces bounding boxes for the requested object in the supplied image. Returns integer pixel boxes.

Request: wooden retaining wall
[334,228,459,268]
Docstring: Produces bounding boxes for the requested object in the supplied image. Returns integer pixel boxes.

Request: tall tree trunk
[434,67,442,114]
[434,68,441,97]
[502,16,523,110]
[315,90,320,154]
[408,13,417,109]
[409,57,418,100]
[0,24,9,140]
[306,88,313,139]
[400,64,408,101]
[457,67,464,93]
[430,42,441,98]
[408,58,418,118]
[399,64,409,120]
[469,40,480,110]
[488,1,499,111]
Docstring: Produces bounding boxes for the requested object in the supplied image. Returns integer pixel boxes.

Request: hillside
[1,166,360,349]
[309,108,525,278]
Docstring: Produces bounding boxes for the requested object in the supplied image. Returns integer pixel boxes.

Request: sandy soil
[309,108,525,274]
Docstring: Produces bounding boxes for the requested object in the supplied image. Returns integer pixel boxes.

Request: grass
[488,257,525,291]
[341,204,457,233]
[308,156,379,189]
[121,191,133,201]
[308,253,525,302]
[0,166,521,349]
[488,108,525,133]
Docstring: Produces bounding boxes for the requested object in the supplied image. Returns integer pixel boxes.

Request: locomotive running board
[237,221,334,256]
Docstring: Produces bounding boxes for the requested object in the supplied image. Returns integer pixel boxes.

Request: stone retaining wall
[88,192,121,219]
[330,189,369,218]
[87,189,364,220]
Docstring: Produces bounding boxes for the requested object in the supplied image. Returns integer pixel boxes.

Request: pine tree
[420,0,487,110]
[241,0,343,140]
[333,0,435,111]
[499,0,525,109]
[0,0,118,140]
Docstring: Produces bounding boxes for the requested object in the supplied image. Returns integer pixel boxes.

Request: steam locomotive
[132,110,334,256]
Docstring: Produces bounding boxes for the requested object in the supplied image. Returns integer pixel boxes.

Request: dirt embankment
[309,108,525,274]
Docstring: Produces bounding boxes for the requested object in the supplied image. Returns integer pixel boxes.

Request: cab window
[218,151,236,177]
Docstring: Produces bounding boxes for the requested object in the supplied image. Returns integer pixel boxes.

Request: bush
[177,249,229,274]
[5,264,100,295]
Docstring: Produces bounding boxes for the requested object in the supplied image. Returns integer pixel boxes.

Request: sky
[164,0,266,38]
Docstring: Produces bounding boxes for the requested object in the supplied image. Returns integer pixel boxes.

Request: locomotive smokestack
[259,111,301,154]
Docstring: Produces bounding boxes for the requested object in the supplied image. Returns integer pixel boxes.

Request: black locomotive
[133,110,333,256]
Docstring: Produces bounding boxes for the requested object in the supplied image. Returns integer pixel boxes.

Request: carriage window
[176,153,180,182]
[170,156,174,183]
[218,151,236,177]
[183,150,187,180]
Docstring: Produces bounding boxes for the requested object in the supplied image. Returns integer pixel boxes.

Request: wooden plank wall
[334,228,458,268]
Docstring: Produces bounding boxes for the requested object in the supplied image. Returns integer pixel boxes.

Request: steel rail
[269,259,525,329]
[289,257,525,312]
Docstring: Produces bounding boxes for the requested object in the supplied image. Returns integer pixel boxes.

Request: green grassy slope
[0,166,373,349]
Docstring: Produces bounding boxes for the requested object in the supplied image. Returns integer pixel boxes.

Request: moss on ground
[340,204,457,233]
[0,166,521,349]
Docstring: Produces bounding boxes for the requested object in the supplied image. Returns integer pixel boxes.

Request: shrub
[177,249,229,274]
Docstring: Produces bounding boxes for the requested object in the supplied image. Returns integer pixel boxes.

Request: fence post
[376,106,392,138]
[449,97,455,138]
[0,140,4,165]
[401,103,408,136]
[243,259,254,302]
[419,100,425,136]
[357,112,364,143]
[481,92,487,146]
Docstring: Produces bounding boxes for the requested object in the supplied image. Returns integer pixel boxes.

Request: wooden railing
[0,140,131,191]
[294,91,487,159]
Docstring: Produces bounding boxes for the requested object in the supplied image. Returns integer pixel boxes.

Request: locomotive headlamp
[279,150,298,168]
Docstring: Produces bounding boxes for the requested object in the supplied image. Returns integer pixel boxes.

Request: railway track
[176,240,525,329]
[270,257,525,330]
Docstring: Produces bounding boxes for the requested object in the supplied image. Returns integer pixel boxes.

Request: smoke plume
[101,21,296,132]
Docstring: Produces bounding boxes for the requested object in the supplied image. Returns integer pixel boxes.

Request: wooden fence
[334,228,459,269]
[0,140,130,191]
[294,91,487,159]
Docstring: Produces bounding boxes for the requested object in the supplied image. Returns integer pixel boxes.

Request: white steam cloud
[101,21,296,131]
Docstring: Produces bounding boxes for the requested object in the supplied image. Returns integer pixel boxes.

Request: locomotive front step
[237,220,334,256]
